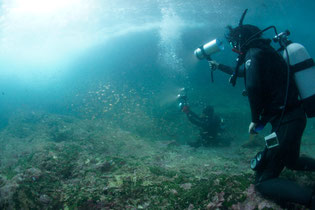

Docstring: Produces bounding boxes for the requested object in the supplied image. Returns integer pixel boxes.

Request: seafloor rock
[231,184,281,210]
[25,167,42,181]
[39,194,51,205]
[0,168,43,208]
[0,181,19,209]
[50,127,74,142]
[94,160,114,172]
[11,173,24,184]
[0,174,6,186]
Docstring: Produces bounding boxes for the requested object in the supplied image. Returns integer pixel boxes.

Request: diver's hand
[181,105,190,114]
[248,122,258,135]
[208,60,219,71]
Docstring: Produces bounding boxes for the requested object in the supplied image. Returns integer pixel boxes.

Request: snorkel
[229,9,248,86]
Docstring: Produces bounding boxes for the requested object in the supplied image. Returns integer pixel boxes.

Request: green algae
[2,142,255,209]
[149,166,177,178]
[1,114,312,210]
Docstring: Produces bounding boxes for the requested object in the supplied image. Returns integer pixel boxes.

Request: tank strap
[290,58,314,73]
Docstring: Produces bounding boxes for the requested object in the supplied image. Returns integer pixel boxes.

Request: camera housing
[265,132,279,149]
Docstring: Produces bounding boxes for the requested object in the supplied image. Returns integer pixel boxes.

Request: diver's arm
[218,64,234,75]
[219,64,245,77]
[209,61,244,77]
[186,110,204,127]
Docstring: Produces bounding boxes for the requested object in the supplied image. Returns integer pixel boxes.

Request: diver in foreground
[177,90,226,147]
[196,9,315,208]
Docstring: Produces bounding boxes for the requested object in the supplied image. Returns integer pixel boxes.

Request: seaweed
[0,112,311,210]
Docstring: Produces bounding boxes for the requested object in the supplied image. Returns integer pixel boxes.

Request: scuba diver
[201,9,315,208]
[177,89,226,147]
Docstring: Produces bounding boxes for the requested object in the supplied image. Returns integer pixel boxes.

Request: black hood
[245,38,272,49]
[226,24,262,51]
[242,38,272,55]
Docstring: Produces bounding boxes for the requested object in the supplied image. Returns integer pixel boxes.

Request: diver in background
[181,104,226,147]
[214,17,315,208]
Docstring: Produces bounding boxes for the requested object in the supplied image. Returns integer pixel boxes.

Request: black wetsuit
[186,110,222,147]
[244,39,315,207]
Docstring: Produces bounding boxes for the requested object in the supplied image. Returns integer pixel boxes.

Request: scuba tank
[277,31,315,118]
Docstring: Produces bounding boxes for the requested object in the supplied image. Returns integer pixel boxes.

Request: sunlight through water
[0,0,108,79]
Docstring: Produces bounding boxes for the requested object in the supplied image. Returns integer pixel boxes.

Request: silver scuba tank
[194,39,224,60]
[283,43,315,118]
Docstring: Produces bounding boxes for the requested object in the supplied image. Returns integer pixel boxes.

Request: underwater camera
[194,39,224,60]
[177,88,187,109]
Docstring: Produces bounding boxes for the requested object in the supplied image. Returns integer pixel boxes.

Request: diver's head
[202,106,214,118]
[225,24,261,52]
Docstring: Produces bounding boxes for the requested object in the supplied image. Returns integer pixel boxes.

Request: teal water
[0,0,314,209]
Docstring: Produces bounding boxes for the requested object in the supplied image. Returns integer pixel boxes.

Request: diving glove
[208,60,220,70]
